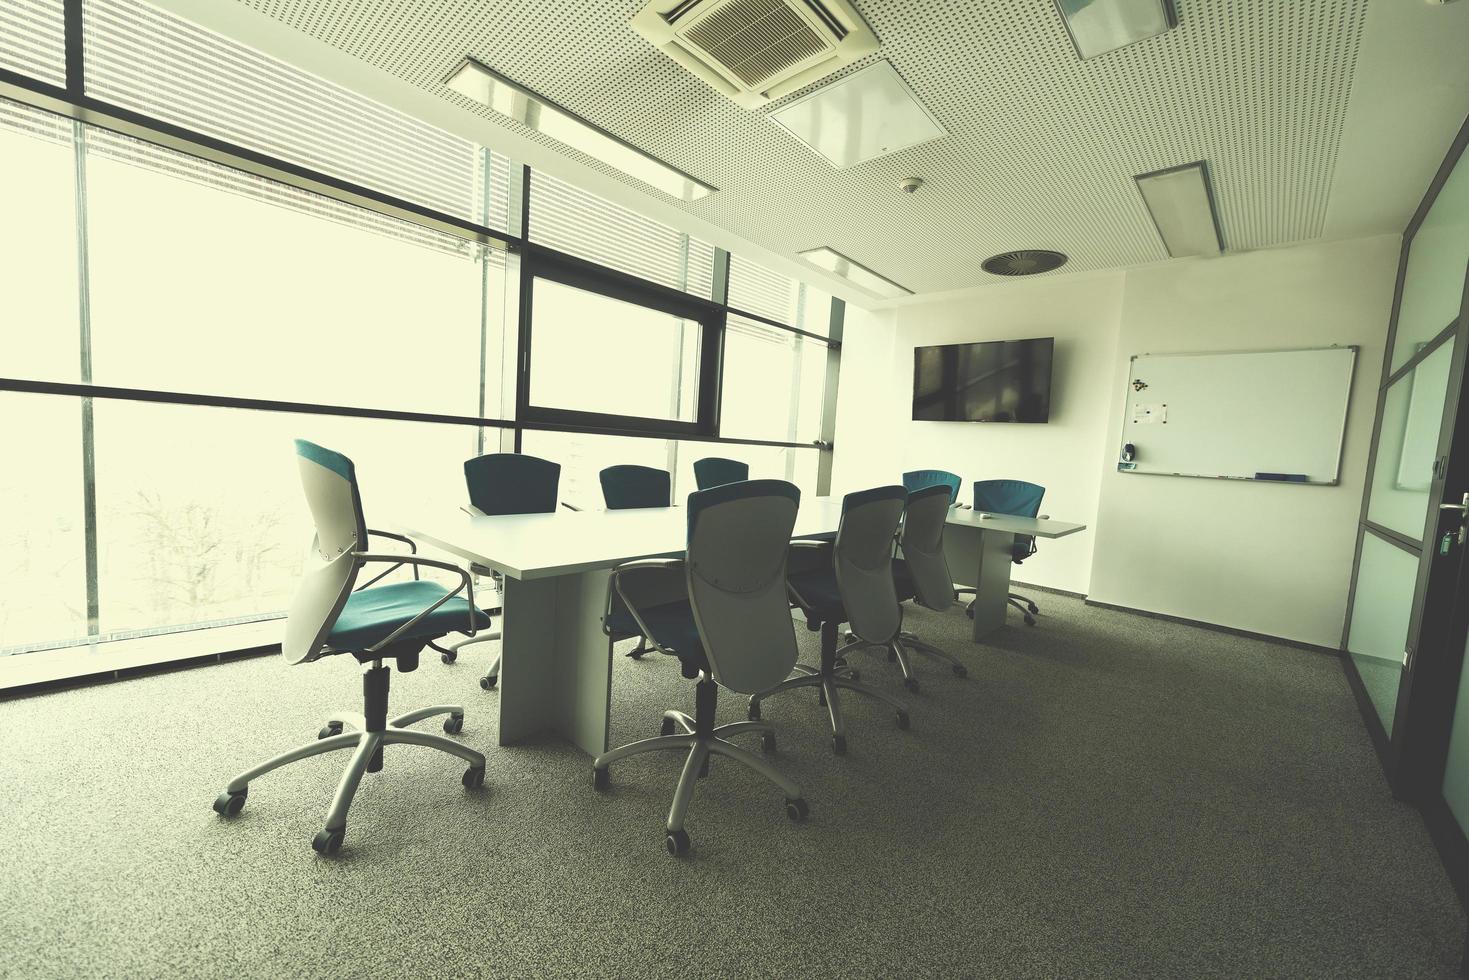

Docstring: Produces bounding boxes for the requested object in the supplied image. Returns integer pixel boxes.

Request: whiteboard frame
[1116,344,1359,486]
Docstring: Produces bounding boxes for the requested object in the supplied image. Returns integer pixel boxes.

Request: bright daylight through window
[0,0,840,669]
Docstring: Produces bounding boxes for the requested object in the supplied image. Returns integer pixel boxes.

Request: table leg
[943,526,1016,641]
[498,571,613,756]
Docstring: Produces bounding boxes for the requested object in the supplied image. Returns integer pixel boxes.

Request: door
[1344,112,1469,802]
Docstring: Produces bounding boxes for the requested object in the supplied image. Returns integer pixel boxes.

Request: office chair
[435,453,561,689]
[888,483,970,684]
[901,469,962,504]
[962,479,1046,626]
[212,440,490,855]
[593,479,810,856]
[692,456,749,490]
[599,464,672,660]
[749,486,912,755]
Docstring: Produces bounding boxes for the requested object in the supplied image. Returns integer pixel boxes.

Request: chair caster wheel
[904,678,920,693]
[785,798,809,822]
[1027,602,1039,614]
[1024,616,1037,627]
[213,789,247,816]
[593,766,610,791]
[312,827,344,855]
[480,674,498,691]
[318,721,343,740]
[832,735,847,755]
[896,710,910,731]
[440,649,457,665]
[952,664,968,678]
[761,731,777,754]
[665,828,690,856]
[462,765,485,789]
[747,701,761,721]
[443,714,464,735]
[661,717,676,736]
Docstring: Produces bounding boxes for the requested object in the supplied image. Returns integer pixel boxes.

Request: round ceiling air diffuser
[981,250,1068,277]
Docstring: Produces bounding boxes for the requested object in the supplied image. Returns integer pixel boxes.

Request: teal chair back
[284,441,366,666]
[464,453,560,515]
[902,469,961,502]
[899,484,955,612]
[834,485,907,644]
[973,479,1045,562]
[693,456,749,490]
[685,480,801,695]
[600,465,672,510]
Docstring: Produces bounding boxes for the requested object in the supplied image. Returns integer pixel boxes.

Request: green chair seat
[328,581,490,654]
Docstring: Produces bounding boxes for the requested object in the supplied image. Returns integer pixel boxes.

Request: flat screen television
[912,337,1054,422]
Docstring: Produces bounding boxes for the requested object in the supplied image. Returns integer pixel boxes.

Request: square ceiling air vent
[632,0,879,109]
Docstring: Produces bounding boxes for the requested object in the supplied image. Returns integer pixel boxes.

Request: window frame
[518,244,725,439]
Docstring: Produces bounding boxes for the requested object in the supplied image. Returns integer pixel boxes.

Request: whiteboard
[1118,346,1357,485]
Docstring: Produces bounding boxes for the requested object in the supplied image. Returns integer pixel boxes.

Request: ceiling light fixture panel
[1134,160,1224,258]
[444,57,715,201]
[799,246,912,299]
[1054,0,1177,60]
[769,61,947,169]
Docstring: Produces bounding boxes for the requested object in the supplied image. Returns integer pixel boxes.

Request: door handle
[1440,492,1469,513]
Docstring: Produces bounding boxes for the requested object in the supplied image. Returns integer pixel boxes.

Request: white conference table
[395,498,1085,756]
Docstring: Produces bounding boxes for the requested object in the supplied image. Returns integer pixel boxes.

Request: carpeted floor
[1,595,1463,978]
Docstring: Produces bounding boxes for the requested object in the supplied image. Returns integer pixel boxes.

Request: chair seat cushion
[891,558,918,603]
[787,568,846,622]
[604,600,709,678]
[328,580,490,653]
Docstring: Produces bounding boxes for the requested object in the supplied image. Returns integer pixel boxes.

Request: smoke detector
[631,0,879,109]
[899,177,925,194]
[981,250,1069,277]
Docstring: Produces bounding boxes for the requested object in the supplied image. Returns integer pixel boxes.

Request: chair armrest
[1039,514,1050,521]
[353,552,479,650]
[606,559,686,655]
[362,528,420,582]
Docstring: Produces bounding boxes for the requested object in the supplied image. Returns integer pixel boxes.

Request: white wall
[1089,234,1399,647]
[832,233,1401,648]
[832,276,1123,596]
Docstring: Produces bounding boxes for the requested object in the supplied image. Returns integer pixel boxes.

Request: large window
[526,276,702,425]
[0,0,65,87]
[0,0,840,668]
[529,171,715,299]
[82,0,512,229]
[82,127,505,418]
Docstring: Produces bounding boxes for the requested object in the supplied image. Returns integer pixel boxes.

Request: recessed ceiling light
[768,61,946,169]
[444,57,715,202]
[799,247,912,299]
[1135,160,1223,258]
[1054,0,1177,60]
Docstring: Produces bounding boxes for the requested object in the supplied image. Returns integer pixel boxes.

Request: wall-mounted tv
[912,337,1054,422]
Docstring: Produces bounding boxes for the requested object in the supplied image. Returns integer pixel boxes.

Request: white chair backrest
[899,484,955,612]
[685,479,801,695]
[835,486,906,643]
[282,440,366,666]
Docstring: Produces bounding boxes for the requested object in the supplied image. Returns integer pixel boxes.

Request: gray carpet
[1,595,1463,978]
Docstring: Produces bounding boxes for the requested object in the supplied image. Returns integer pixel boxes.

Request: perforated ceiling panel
[231,0,1370,294]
